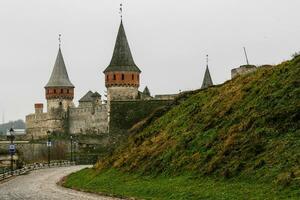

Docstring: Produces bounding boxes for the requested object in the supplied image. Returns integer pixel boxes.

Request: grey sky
[0,0,299,122]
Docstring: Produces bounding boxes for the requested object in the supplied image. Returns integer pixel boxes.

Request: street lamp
[46,131,52,167]
[73,140,77,164]
[70,135,73,162]
[7,128,15,175]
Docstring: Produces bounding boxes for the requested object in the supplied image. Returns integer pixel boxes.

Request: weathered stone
[69,104,109,135]
[25,19,177,143]
[231,65,257,79]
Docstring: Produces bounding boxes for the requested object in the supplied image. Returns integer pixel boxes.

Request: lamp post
[73,141,77,164]
[73,136,78,165]
[46,131,51,167]
[7,128,15,175]
[70,135,73,162]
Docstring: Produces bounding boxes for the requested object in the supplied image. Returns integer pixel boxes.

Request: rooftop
[103,20,141,73]
[45,48,74,88]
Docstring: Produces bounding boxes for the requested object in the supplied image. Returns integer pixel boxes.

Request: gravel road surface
[0,165,120,200]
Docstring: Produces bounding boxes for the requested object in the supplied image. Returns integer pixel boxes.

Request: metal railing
[0,160,75,181]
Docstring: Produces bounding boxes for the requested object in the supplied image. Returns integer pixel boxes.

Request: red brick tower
[45,47,74,112]
[103,20,141,101]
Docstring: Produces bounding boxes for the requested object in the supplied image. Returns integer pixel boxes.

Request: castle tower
[103,20,141,102]
[45,47,75,112]
[201,55,213,89]
[34,103,44,114]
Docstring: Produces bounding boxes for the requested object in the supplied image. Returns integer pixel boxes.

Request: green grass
[96,57,300,185]
[65,57,300,199]
[64,168,299,200]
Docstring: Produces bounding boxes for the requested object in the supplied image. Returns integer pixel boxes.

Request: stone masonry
[25,19,178,139]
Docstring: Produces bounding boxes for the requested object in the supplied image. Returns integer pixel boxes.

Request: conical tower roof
[104,21,141,73]
[79,91,94,102]
[45,48,74,88]
[201,66,213,89]
[143,86,150,96]
[91,92,101,98]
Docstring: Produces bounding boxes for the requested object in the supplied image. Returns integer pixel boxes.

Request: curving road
[0,165,120,200]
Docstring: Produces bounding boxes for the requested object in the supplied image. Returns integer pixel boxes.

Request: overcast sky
[0,0,299,122]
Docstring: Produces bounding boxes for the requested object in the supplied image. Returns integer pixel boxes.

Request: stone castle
[25,20,215,139]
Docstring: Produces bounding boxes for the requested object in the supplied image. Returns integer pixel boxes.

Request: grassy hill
[64,56,300,199]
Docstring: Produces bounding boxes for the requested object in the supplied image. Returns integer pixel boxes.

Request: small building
[231,65,257,79]
[6,129,26,136]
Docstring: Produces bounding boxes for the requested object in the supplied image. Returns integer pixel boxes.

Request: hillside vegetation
[65,56,300,199]
[99,56,300,182]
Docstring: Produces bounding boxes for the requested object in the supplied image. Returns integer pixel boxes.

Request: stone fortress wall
[107,86,139,101]
[26,92,110,139]
[68,104,109,135]
[25,95,175,139]
[46,99,74,113]
[26,110,66,140]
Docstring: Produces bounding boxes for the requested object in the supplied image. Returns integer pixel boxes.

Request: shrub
[276,172,293,187]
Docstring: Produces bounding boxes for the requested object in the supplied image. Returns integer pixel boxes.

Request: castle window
[67,89,69,94]
[106,75,109,81]
[132,74,134,80]
[54,89,56,94]
[113,74,116,80]
[122,74,125,80]
[61,89,64,93]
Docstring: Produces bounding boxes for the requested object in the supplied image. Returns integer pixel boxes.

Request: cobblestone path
[0,165,120,200]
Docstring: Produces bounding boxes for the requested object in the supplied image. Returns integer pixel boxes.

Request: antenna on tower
[243,47,250,65]
[206,54,209,67]
[119,3,123,20]
[58,34,62,48]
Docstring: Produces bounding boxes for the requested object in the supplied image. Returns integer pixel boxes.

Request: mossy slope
[97,57,300,187]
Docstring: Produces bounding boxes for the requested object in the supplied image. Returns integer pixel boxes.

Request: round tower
[103,20,141,102]
[45,47,75,112]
